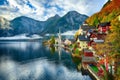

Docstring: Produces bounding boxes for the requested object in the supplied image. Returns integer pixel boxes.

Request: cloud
[0,0,107,21]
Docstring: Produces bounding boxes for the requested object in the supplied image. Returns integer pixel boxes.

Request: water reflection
[0,57,91,80]
[0,41,76,68]
[0,41,45,62]
[0,41,91,80]
[49,44,82,71]
[0,41,41,51]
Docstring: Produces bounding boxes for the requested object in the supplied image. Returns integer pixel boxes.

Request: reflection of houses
[98,22,111,34]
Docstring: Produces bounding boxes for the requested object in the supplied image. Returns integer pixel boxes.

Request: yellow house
[76,35,90,51]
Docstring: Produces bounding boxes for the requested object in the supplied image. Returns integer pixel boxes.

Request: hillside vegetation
[86,0,120,26]
[86,0,120,79]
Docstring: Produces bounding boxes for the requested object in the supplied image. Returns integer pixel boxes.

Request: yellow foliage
[74,29,83,39]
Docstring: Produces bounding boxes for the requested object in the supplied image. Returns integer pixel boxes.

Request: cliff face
[86,0,120,26]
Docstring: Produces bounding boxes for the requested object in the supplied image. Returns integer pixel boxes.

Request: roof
[81,25,96,31]
[82,57,96,63]
[78,35,90,41]
[94,39,104,43]
[98,22,111,27]
[84,49,92,52]
[90,34,97,38]
[87,29,93,33]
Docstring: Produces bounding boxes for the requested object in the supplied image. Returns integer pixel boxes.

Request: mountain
[0,11,88,37]
[10,16,45,35]
[41,14,61,34]
[86,0,120,26]
[42,11,88,34]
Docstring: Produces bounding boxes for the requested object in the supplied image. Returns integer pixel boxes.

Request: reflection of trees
[43,36,56,54]
[71,41,83,70]
[45,35,84,71]
[50,46,55,54]
[49,36,55,47]
[72,55,82,71]
[43,36,55,46]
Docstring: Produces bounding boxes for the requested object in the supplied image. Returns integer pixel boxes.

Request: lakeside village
[43,21,115,80]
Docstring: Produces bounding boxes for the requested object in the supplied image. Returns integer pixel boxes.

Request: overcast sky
[0,0,108,21]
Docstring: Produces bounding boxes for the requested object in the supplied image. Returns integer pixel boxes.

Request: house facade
[98,22,111,34]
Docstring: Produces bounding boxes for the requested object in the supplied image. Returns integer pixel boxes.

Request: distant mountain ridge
[0,11,88,37]
[10,16,44,35]
[42,11,88,34]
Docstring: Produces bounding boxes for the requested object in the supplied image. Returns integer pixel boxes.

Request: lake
[0,40,91,80]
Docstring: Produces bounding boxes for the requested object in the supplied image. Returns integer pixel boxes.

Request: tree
[50,36,55,46]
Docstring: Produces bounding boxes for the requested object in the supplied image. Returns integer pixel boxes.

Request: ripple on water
[0,57,91,80]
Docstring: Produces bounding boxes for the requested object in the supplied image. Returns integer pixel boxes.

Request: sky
[0,0,108,21]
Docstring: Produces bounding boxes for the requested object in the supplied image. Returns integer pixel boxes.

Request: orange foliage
[101,0,120,12]
[86,0,120,26]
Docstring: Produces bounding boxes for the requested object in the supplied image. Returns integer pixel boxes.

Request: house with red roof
[98,22,111,34]
[82,49,96,67]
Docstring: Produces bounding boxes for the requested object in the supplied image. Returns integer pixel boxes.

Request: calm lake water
[0,40,91,80]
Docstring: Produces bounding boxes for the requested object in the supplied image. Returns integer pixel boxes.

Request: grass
[90,64,99,72]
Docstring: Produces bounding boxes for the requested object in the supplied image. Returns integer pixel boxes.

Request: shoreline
[81,64,101,80]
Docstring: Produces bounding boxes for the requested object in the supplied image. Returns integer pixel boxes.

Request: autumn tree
[110,16,120,80]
